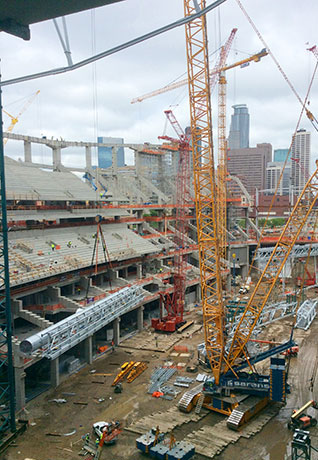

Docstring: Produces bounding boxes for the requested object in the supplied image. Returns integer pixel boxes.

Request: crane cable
[230,58,318,325]
[0,0,227,88]
[235,0,318,132]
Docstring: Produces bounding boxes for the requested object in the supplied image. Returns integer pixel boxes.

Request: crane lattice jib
[217,66,227,260]
[226,163,318,372]
[184,0,225,384]
[163,110,191,321]
[173,140,191,319]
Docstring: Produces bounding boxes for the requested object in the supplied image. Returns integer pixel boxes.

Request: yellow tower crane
[183,0,318,390]
[217,49,268,260]
[3,90,40,145]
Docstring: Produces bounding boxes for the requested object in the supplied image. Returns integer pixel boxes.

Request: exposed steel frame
[226,163,318,371]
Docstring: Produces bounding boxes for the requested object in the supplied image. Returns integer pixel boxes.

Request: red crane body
[151,110,191,332]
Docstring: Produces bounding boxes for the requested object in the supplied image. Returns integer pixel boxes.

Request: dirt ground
[4,307,318,460]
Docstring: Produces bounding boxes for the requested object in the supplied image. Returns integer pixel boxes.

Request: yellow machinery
[3,90,40,145]
[112,361,135,386]
[127,362,147,383]
[183,0,318,388]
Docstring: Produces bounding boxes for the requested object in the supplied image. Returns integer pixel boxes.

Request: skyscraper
[97,136,125,169]
[266,161,291,195]
[274,148,290,162]
[228,104,250,149]
[227,143,272,195]
[291,129,310,194]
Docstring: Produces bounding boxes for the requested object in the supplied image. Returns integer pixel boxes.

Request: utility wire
[0,0,227,87]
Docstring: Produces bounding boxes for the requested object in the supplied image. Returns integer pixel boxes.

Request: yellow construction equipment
[183,0,225,383]
[216,49,267,261]
[127,362,147,383]
[183,0,318,404]
[111,361,135,386]
[3,90,40,145]
[131,49,268,104]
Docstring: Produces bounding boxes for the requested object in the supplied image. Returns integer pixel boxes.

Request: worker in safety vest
[67,241,72,248]
[51,243,55,251]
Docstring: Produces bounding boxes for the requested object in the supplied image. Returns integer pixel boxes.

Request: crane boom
[217,57,227,260]
[3,90,40,145]
[131,46,267,104]
[225,162,318,372]
[184,0,225,384]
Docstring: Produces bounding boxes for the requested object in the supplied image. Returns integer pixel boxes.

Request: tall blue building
[97,136,125,169]
[273,149,290,162]
[228,104,250,150]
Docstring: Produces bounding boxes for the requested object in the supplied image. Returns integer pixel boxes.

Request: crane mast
[184,0,225,383]
[152,110,191,332]
[217,53,227,261]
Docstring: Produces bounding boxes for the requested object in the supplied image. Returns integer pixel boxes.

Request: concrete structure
[291,129,311,195]
[227,143,272,195]
[228,104,250,150]
[97,136,125,169]
[2,141,202,411]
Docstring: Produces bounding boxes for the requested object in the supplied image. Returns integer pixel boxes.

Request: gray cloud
[1,0,318,171]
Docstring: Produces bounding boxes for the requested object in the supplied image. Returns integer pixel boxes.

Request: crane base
[151,317,185,332]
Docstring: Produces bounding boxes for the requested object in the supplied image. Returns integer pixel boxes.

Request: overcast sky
[1,0,318,171]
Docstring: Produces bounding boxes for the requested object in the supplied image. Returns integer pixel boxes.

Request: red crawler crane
[151,110,191,332]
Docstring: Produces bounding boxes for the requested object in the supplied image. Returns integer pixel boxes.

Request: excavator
[179,0,318,430]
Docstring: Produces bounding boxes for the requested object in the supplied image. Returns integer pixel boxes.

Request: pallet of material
[177,320,194,333]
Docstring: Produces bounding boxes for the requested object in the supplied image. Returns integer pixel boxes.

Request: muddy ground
[4,307,318,460]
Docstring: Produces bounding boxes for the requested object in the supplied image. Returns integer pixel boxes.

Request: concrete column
[52,147,61,167]
[159,296,165,318]
[137,306,144,332]
[85,146,92,169]
[135,150,140,175]
[226,275,231,292]
[195,283,201,303]
[14,366,26,412]
[157,209,164,232]
[136,264,142,279]
[13,340,26,412]
[112,147,118,175]
[84,336,93,365]
[50,357,60,388]
[24,140,32,163]
[113,317,120,345]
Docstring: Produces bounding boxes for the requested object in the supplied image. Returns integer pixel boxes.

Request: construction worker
[111,339,115,352]
[85,433,90,443]
[67,241,72,248]
[76,286,81,296]
[51,243,55,251]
